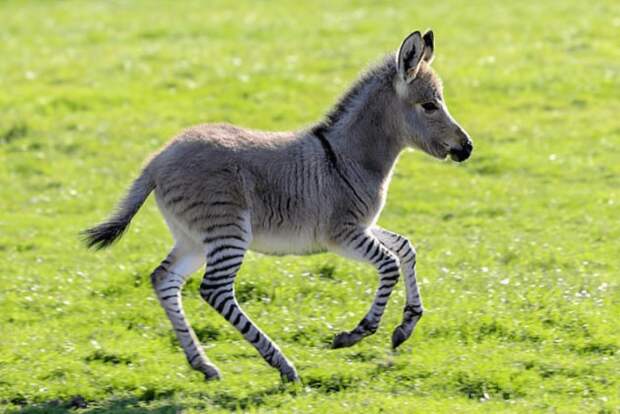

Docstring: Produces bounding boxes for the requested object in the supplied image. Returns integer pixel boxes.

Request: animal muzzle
[449,127,473,162]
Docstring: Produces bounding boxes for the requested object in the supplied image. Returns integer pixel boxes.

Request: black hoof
[391,325,408,350]
[204,372,221,381]
[331,331,354,349]
[201,365,222,381]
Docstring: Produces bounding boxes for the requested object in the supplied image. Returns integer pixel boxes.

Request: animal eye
[421,102,439,112]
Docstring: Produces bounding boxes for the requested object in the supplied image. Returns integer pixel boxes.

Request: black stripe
[203,272,236,282]
[381,274,399,282]
[158,264,169,272]
[224,302,236,320]
[265,347,276,363]
[275,196,285,227]
[370,251,382,265]
[201,280,232,291]
[216,294,234,313]
[380,265,400,275]
[364,240,374,256]
[355,237,367,250]
[158,285,179,293]
[208,244,245,259]
[209,200,243,208]
[377,290,391,299]
[266,202,276,226]
[378,261,395,272]
[395,238,408,253]
[203,234,246,244]
[209,287,233,305]
[349,232,363,244]
[208,254,244,269]
[401,256,416,265]
[313,128,370,213]
[204,222,247,234]
[240,321,251,335]
[169,195,187,204]
[333,225,356,242]
[178,200,206,215]
[205,261,242,276]
[402,249,415,260]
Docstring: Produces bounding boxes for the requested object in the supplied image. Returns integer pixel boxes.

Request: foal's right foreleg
[372,227,423,349]
[151,242,221,380]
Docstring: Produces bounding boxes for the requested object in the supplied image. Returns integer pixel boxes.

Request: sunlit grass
[1,0,619,412]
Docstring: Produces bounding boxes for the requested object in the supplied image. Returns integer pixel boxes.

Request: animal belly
[250,231,324,256]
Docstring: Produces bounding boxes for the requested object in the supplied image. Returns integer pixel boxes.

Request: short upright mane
[311,54,397,136]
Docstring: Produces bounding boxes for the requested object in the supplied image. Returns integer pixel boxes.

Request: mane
[311,54,397,137]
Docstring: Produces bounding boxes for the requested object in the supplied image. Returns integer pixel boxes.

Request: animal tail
[81,166,155,250]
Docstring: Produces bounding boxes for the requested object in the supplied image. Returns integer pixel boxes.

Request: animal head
[393,30,473,162]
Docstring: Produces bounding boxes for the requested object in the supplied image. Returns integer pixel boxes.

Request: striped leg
[151,241,221,380]
[199,219,299,382]
[372,227,423,349]
[329,228,401,349]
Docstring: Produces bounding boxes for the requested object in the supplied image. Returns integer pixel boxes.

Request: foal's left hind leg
[151,240,221,380]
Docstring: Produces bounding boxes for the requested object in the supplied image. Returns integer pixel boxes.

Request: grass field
[1,0,619,412]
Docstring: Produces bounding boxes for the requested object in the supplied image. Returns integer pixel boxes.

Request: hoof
[391,311,422,350]
[204,371,221,381]
[281,369,301,383]
[331,331,357,349]
[198,363,222,381]
[391,325,408,350]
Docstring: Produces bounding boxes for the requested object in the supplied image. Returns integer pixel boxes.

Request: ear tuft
[422,30,435,63]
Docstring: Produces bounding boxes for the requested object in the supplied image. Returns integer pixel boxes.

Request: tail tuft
[81,167,155,250]
[81,220,130,250]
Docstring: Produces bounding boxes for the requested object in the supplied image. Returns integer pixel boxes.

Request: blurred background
[0,1,618,413]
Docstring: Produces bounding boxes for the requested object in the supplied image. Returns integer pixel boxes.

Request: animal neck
[311,56,405,180]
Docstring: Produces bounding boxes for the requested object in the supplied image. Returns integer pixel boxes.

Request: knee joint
[379,252,400,270]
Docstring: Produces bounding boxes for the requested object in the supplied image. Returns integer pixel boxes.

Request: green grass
[1,0,619,412]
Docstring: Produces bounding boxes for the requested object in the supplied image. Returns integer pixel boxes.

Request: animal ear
[396,31,425,83]
[422,29,435,63]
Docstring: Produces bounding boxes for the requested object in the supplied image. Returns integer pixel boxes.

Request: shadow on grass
[8,384,299,413]
[8,397,181,414]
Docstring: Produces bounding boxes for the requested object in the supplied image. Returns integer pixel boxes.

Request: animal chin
[432,145,450,160]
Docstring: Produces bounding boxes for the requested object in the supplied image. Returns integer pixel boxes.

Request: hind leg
[199,212,299,382]
[151,232,221,380]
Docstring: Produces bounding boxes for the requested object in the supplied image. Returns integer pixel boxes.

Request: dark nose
[450,129,473,162]
[462,138,473,153]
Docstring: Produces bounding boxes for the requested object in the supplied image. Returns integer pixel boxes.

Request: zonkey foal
[84,30,473,382]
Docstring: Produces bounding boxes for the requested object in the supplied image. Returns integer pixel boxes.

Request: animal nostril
[462,139,473,151]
